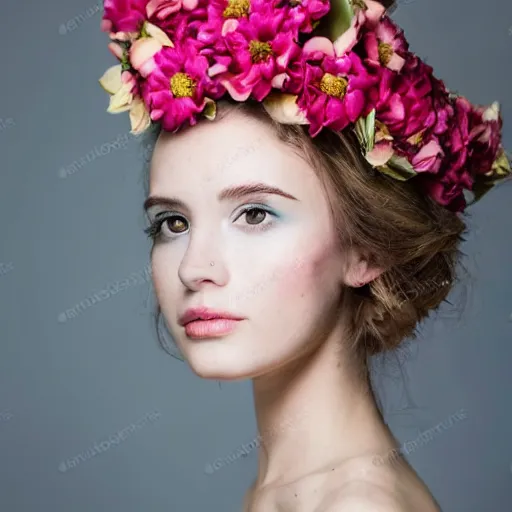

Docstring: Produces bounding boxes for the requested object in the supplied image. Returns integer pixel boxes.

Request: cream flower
[98,64,151,134]
[129,21,174,77]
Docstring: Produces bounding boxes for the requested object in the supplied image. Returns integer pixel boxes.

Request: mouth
[178,307,246,338]
[178,306,245,326]
[183,318,243,339]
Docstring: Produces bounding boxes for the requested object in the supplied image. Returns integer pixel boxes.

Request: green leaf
[317,0,354,41]
[353,109,376,153]
[468,149,512,205]
[467,180,494,205]
[365,109,376,153]
[203,99,217,121]
[377,155,418,181]
[354,118,366,150]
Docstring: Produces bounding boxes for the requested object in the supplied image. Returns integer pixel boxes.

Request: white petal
[263,93,308,125]
[99,65,123,95]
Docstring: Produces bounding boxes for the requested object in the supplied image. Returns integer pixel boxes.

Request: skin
[146,108,440,511]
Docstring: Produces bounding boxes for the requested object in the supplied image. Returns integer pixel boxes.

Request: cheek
[274,246,340,302]
[151,250,178,308]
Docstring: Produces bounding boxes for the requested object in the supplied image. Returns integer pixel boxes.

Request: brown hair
[214,99,468,361]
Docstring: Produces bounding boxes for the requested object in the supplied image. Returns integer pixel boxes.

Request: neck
[250,320,399,489]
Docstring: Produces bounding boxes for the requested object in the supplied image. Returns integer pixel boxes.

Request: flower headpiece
[98,0,511,212]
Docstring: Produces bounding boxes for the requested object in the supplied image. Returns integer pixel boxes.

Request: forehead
[148,110,320,198]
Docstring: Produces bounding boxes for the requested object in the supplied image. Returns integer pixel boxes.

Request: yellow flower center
[170,73,196,98]
[289,0,302,6]
[223,0,250,18]
[249,41,273,63]
[320,73,348,98]
[378,42,394,66]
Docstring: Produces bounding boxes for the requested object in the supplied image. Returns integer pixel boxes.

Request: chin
[178,340,251,381]
[179,340,275,381]
[188,362,252,381]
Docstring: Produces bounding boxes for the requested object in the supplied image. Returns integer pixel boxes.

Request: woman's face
[146,109,351,380]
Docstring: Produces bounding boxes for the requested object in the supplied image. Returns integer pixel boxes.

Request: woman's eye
[145,206,276,241]
[236,206,276,232]
[144,214,189,241]
[166,216,188,233]
[243,207,267,225]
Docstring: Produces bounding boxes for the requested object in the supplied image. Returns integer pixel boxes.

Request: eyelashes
[144,213,187,241]
[144,205,278,242]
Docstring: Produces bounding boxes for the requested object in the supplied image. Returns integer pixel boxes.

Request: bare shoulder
[318,480,408,512]
[315,457,440,512]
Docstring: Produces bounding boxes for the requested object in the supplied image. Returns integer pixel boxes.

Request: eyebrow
[143,182,298,212]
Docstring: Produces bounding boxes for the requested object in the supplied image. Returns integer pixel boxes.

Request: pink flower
[362,17,408,72]
[149,0,209,46]
[101,0,148,33]
[419,154,474,212]
[466,101,503,176]
[331,0,385,56]
[282,0,331,34]
[358,0,387,28]
[436,95,471,180]
[416,97,474,211]
[410,136,444,172]
[194,0,267,46]
[207,0,254,20]
[127,22,175,76]
[192,0,250,54]
[372,59,446,152]
[446,96,472,154]
[141,44,224,132]
[216,6,302,101]
[297,38,378,136]
[419,174,470,212]
[198,0,272,78]
[146,0,198,19]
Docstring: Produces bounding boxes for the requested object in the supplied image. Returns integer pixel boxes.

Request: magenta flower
[141,44,224,132]
[419,172,471,212]
[297,38,379,136]
[466,101,504,176]
[281,0,331,34]
[199,0,267,44]
[146,0,198,19]
[207,0,255,20]
[198,0,274,79]
[415,96,474,211]
[362,17,408,72]
[419,154,473,212]
[192,0,252,55]
[410,136,444,172]
[436,95,471,177]
[151,0,209,46]
[101,0,149,33]
[412,97,506,212]
[215,6,302,101]
[358,0,387,28]
[371,59,448,154]
[331,0,385,57]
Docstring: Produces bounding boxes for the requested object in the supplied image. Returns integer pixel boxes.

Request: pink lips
[178,307,245,339]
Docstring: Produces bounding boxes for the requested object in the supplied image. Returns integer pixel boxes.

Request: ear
[343,249,385,288]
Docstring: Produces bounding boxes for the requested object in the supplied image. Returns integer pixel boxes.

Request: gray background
[0,0,511,510]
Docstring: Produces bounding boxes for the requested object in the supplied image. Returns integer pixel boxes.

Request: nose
[178,230,228,292]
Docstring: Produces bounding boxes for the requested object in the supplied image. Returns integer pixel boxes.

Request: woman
[98,0,510,510]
